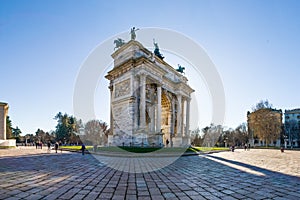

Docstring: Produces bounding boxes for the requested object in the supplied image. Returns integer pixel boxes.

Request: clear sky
[1,0,300,135]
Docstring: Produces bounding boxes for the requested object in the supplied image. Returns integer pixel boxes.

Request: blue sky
[1,0,300,134]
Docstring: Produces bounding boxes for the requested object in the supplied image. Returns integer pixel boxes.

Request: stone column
[176,94,182,137]
[134,77,139,130]
[156,85,162,132]
[185,98,191,137]
[181,98,185,136]
[151,103,155,132]
[0,102,8,140]
[139,74,146,129]
[109,85,114,136]
[171,97,175,136]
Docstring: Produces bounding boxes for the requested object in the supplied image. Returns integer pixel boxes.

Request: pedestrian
[35,142,38,149]
[47,141,51,153]
[166,139,169,147]
[244,143,247,151]
[54,142,59,153]
[81,144,86,155]
[231,145,235,152]
[40,142,43,149]
[59,141,62,153]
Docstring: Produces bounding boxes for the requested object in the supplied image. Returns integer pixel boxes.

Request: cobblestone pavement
[0,147,300,200]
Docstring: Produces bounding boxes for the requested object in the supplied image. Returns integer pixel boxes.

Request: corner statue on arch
[106,29,194,147]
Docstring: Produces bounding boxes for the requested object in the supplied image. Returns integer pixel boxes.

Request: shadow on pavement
[0,151,300,199]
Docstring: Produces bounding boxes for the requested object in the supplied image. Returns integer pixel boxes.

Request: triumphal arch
[105,31,194,147]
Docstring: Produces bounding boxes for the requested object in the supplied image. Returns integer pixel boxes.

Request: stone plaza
[0,148,300,200]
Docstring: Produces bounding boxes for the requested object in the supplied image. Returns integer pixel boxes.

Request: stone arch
[161,91,172,139]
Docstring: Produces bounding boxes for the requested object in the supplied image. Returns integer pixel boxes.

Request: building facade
[284,109,300,148]
[0,102,15,147]
[105,40,194,147]
[0,102,8,141]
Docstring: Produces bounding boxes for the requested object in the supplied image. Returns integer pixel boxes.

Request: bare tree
[190,127,203,146]
[83,120,108,145]
[202,124,223,147]
[248,108,282,146]
[252,99,273,111]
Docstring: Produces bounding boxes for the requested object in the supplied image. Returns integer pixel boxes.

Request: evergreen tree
[6,116,13,139]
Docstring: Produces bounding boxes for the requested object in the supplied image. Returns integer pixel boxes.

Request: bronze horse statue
[176,64,185,74]
[114,38,125,50]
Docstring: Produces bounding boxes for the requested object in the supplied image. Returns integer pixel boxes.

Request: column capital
[136,72,148,79]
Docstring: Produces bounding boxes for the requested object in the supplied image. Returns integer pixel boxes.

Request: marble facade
[105,40,194,147]
[0,102,8,140]
[0,102,15,147]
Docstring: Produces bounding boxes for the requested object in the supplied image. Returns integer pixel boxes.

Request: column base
[182,136,191,147]
[107,135,114,146]
[133,128,149,147]
[0,139,16,147]
[171,137,183,147]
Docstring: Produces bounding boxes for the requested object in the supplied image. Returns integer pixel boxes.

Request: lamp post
[224,137,228,148]
[284,135,287,149]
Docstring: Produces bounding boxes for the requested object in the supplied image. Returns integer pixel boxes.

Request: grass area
[191,147,229,151]
[60,146,93,150]
[60,145,229,153]
[0,146,16,149]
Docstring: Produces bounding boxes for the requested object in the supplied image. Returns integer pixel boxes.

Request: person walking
[231,145,235,152]
[47,141,51,153]
[54,142,59,153]
[166,139,169,147]
[81,144,86,155]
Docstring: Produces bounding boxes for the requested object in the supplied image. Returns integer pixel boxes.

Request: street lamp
[224,137,228,148]
[283,135,287,149]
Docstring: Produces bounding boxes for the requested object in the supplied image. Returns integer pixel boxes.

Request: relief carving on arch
[114,79,130,98]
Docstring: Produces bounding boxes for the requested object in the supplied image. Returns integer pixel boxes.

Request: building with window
[284,109,300,148]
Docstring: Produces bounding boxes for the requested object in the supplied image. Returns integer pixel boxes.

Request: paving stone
[1,148,300,200]
[71,194,86,200]
[83,191,99,200]
[23,194,44,200]
[126,194,137,200]
[99,192,113,199]
[14,192,31,198]
[6,190,22,196]
[112,195,126,200]
[5,197,21,200]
